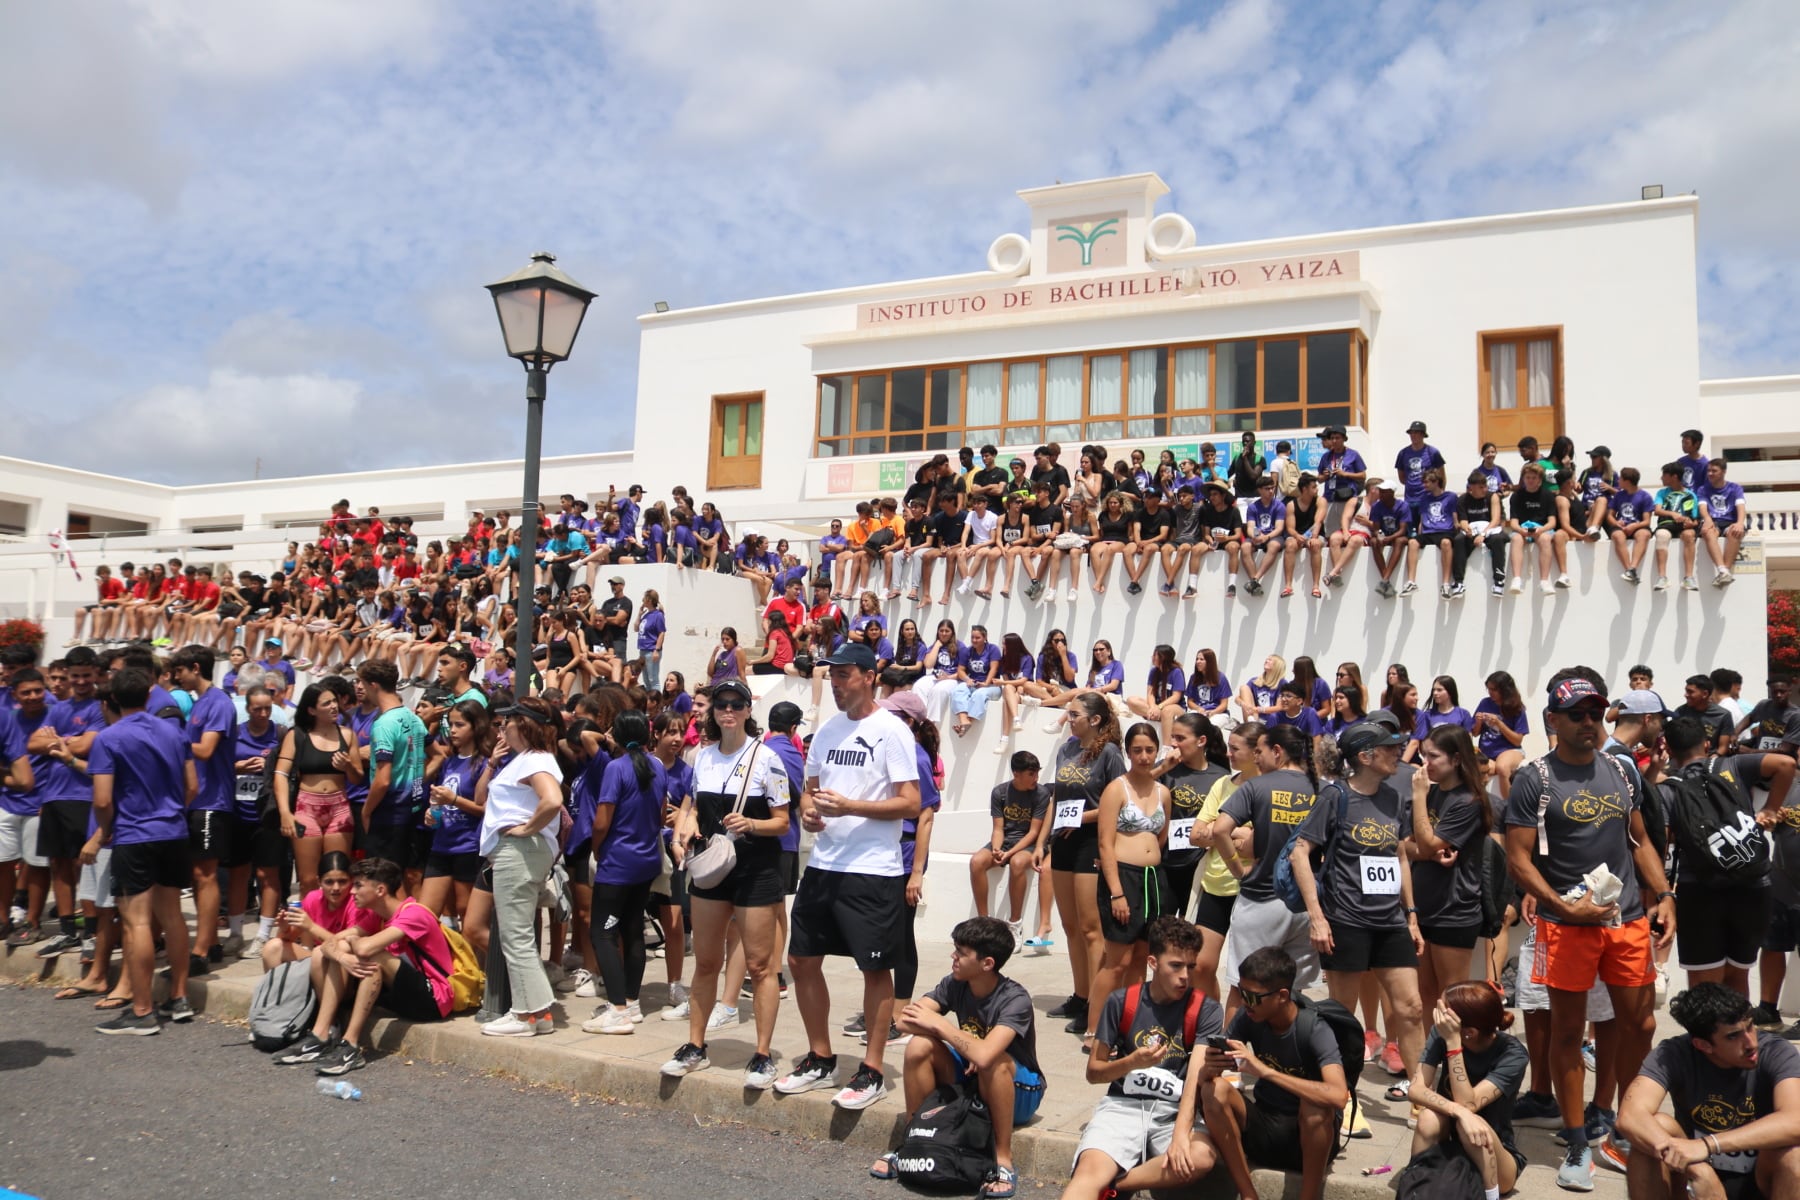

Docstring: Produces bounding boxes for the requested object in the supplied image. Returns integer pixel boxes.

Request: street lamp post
[485,252,596,698]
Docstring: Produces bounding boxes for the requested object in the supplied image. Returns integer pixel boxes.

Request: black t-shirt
[1458,492,1499,525]
[1027,504,1060,539]
[1675,703,1736,748]
[1220,768,1319,902]
[904,516,932,547]
[1096,513,1131,542]
[1226,1004,1342,1115]
[930,510,967,548]
[903,480,937,510]
[1641,1033,1800,1176]
[598,597,632,645]
[925,974,1041,1077]
[1198,503,1245,539]
[1411,786,1486,927]
[1421,1029,1527,1149]
[1290,498,1320,536]
[1030,464,1071,498]
[1743,700,1795,750]
[1134,507,1173,542]
[1229,451,1265,497]
[1509,488,1555,527]
[971,466,1007,493]
[991,783,1052,848]
[1162,761,1227,868]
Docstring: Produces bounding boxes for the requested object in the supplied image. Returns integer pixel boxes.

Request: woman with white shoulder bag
[660,678,791,1089]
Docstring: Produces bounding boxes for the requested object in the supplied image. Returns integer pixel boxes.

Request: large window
[814,330,1367,456]
[1476,328,1561,454]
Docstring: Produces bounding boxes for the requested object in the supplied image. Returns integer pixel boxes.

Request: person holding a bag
[475,699,566,1038]
[661,679,791,1087]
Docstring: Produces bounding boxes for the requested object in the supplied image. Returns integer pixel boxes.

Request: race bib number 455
[1053,799,1084,831]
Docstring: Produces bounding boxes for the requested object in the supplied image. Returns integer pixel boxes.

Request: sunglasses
[1561,708,1606,723]
[1237,984,1281,1007]
[713,698,750,712]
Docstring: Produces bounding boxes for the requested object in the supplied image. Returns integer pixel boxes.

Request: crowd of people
[7,419,1793,1200]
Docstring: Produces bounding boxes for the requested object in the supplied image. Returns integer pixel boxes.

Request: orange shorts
[1530,915,1654,993]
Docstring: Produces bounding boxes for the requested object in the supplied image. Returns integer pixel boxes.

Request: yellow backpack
[439,923,486,1013]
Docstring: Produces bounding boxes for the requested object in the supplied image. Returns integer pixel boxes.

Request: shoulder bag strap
[732,741,760,817]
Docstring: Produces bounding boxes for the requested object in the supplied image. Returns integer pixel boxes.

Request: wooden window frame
[1476,326,1565,438]
[708,391,766,490]
[814,328,1371,455]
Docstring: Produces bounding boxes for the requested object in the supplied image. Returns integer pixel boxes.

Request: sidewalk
[3,931,1637,1199]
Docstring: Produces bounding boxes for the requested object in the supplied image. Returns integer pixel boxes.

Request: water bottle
[316,1079,362,1101]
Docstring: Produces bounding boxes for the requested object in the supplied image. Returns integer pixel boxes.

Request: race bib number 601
[1359,855,1401,896]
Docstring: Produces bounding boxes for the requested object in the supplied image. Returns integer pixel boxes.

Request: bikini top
[1116,788,1167,835]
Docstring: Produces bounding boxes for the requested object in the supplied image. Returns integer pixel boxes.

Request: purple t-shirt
[1476,463,1512,493]
[1270,707,1325,737]
[1677,453,1709,490]
[1184,673,1233,709]
[0,707,49,817]
[256,657,298,687]
[850,612,887,636]
[818,534,848,571]
[1394,444,1447,504]
[761,733,805,852]
[232,720,284,821]
[342,705,379,806]
[1246,497,1287,536]
[1367,498,1408,536]
[594,753,668,886]
[1320,447,1367,499]
[89,712,193,845]
[964,642,1001,682]
[1423,706,1475,734]
[901,743,942,875]
[1698,480,1746,525]
[1415,491,1457,534]
[431,753,483,855]
[1248,679,1287,710]
[1610,489,1655,525]
[926,641,966,678]
[41,698,104,803]
[1149,666,1187,704]
[1473,697,1528,760]
[637,609,666,654]
[1088,659,1124,691]
[186,686,239,814]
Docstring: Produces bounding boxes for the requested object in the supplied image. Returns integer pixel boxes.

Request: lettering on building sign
[855,252,1360,330]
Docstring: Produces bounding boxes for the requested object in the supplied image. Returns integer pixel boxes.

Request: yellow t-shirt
[1197,772,1245,897]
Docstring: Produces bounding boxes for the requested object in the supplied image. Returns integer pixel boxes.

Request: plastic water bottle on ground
[316,1079,362,1101]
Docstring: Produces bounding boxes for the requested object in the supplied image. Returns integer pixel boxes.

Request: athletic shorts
[1194,889,1236,936]
[294,790,353,838]
[1162,861,1199,922]
[424,850,482,885]
[220,818,258,870]
[1241,1097,1310,1171]
[1098,863,1172,946]
[787,868,906,972]
[187,810,231,862]
[1678,884,1772,973]
[112,838,192,899]
[1223,896,1318,990]
[0,811,47,868]
[77,846,114,908]
[1529,915,1653,994]
[252,812,290,870]
[1320,923,1418,973]
[1764,900,1800,954]
[1419,923,1481,951]
[561,847,593,887]
[1072,1094,1183,1174]
[688,852,787,909]
[780,849,800,896]
[1517,919,1614,1017]
[378,958,445,1023]
[948,1047,1046,1126]
[363,825,432,873]
[1050,826,1100,874]
[1413,530,1456,549]
[36,800,92,861]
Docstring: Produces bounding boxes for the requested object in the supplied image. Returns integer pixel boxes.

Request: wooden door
[1477,330,1562,452]
[708,393,764,490]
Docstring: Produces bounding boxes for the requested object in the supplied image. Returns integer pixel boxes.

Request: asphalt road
[0,982,938,1200]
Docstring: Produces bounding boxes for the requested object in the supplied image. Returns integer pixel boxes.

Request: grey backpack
[248,959,318,1052]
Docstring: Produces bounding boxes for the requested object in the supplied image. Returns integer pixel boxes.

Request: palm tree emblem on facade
[1055,218,1120,266]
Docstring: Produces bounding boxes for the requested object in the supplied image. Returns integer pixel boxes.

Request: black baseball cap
[768,701,805,732]
[1338,721,1406,754]
[711,678,754,704]
[820,644,878,671]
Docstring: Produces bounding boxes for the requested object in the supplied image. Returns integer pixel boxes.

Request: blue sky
[2,0,1794,485]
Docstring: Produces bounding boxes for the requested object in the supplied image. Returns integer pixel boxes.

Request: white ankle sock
[227,915,243,937]
[259,916,277,939]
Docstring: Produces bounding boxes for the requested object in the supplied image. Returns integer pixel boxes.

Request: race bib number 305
[1052,799,1084,831]
[1122,1066,1183,1100]
[1359,856,1401,895]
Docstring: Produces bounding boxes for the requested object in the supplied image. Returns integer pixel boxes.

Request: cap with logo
[1546,677,1607,712]
[711,678,754,705]
[1614,689,1670,718]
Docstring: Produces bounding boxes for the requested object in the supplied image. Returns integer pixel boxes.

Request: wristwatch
[1657,890,1675,902]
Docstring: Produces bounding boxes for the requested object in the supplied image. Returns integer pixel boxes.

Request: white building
[1,171,1788,933]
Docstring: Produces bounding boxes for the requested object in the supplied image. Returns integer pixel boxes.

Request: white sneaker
[660,982,690,1019]
[1066,587,1077,602]
[1717,571,1735,587]
[571,969,598,998]
[219,933,245,959]
[1555,573,1571,588]
[243,935,268,961]
[1539,580,1554,594]
[1008,921,1025,947]
[481,1013,538,1038]
[1683,576,1699,591]
[581,1006,635,1035]
[1654,575,1669,591]
[706,1004,739,1032]
[1508,578,1523,594]
[627,999,643,1024]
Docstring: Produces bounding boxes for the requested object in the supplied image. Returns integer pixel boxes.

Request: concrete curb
[3,943,1400,1200]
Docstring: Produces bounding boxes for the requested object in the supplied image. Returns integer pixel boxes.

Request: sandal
[53,984,105,1000]
[869,1152,899,1181]
[983,1165,1019,1198]
[1385,1080,1411,1101]
[1311,587,1322,598]
[1279,586,1294,597]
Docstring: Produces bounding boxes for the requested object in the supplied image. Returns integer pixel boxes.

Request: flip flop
[53,984,105,1000]
[1280,587,1295,597]
[93,995,132,1010]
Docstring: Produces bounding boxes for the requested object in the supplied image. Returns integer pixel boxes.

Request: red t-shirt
[97,577,124,602]
[394,559,420,581]
[192,582,221,610]
[763,597,805,633]
[131,579,150,600]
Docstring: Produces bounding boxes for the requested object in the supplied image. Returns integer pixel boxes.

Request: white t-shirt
[803,708,920,876]
[693,742,791,807]
[479,750,564,856]
[965,509,1000,548]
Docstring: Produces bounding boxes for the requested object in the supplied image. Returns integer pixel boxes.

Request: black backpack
[1293,994,1365,1157]
[1394,1140,1484,1200]
[894,1081,994,1192]
[1475,834,1510,940]
[1665,757,1770,886]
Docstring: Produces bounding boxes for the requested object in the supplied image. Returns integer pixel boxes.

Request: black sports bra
[289,726,348,776]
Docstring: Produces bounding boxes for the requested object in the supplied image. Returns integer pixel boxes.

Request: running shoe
[1046,995,1085,1020]
[1398,581,1418,596]
[157,997,195,1024]
[832,1063,888,1110]
[743,1052,779,1090]
[36,931,81,958]
[1363,1030,1382,1063]
[581,1007,634,1035]
[660,1042,711,1077]
[860,1023,909,1047]
[1654,575,1669,590]
[773,1051,838,1095]
[1555,1144,1594,1192]
[96,1009,160,1036]
[275,1033,331,1065]
[6,924,41,948]
[315,1043,367,1076]
[842,1011,867,1035]
[1380,1040,1405,1076]
[706,1005,739,1032]
[1514,1090,1561,1128]
[1752,1001,1783,1029]
[1594,1133,1629,1173]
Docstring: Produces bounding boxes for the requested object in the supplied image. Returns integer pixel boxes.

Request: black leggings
[895,898,920,999]
[589,879,654,1006]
